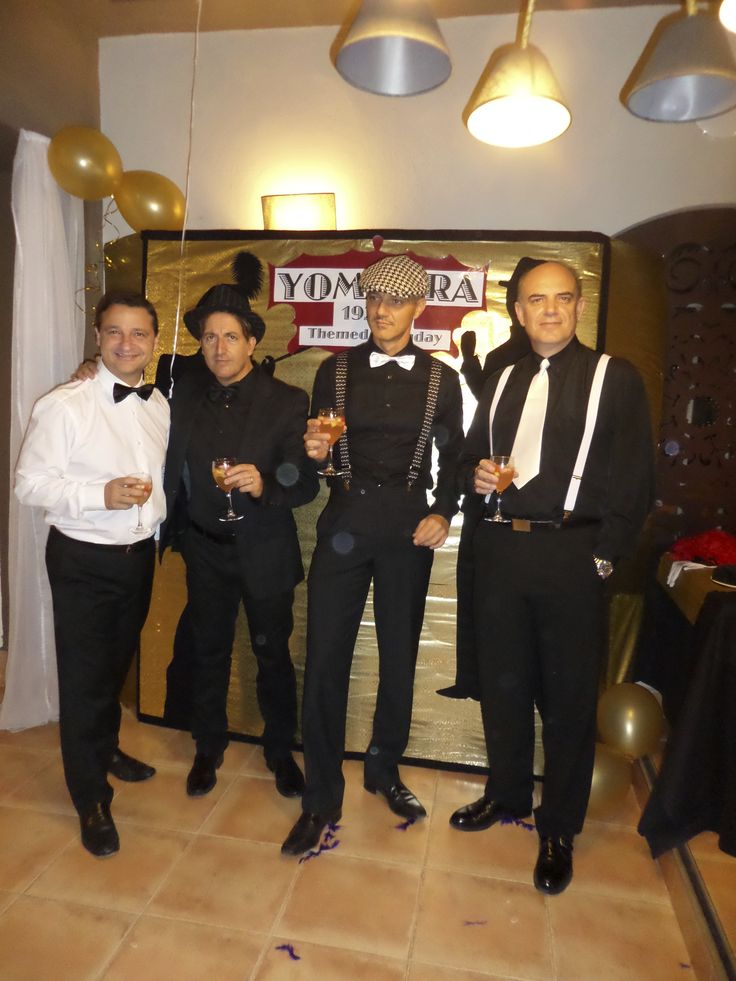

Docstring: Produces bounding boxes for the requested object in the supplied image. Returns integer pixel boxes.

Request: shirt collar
[365,337,417,359]
[532,335,580,369]
[97,360,145,403]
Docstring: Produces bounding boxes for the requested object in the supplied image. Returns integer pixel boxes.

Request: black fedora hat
[184,252,267,342]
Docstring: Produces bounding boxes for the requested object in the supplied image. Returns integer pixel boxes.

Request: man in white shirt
[15,291,170,858]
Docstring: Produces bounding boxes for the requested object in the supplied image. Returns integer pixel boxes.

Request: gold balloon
[104,234,143,293]
[587,743,632,818]
[597,682,665,759]
[113,170,185,232]
[47,126,122,200]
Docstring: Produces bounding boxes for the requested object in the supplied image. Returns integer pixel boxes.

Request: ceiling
[95,0,677,36]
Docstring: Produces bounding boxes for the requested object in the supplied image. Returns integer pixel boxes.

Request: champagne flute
[484,455,515,523]
[129,472,153,535]
[212,457,244,522]
[316,408,347,477]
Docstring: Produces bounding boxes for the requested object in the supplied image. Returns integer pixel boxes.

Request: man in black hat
[160,253,319,799]
[281,253,464,856]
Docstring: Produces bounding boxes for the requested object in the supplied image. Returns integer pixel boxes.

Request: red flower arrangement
[671,530,736,565]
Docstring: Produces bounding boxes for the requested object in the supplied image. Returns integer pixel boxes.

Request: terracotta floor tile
[157,727,260,774]
[427,814,539,885]
[28,824,192,912]
[697,855,736,951]
[334,783,430,866]
[549,890,692,981]
[0,722,61,752]
[409,964,516,981]
[4,755,76,815]
[0,745,56,799]
[435,769,488,805]
[585,785,642,829]
[102,914,265,981]
[573,824,669,904]
[110,766,233,831]
[689,830,736,865]
[201,774,302,844]
[279,854,420,959]
[149,835,296,932]
[238,743,289,778]
[0,806,78,891]
[0,894,132,981]
[117,710,184,762]
[0,889,17,914]
[413,867,553,979]
[257,937,406,980]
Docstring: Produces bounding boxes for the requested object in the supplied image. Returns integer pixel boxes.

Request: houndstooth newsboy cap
[360,254,429,299]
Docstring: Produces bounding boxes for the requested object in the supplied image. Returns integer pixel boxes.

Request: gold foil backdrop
[130,231,637,771]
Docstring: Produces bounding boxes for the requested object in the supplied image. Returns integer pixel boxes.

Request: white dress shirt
[15,361,170,544]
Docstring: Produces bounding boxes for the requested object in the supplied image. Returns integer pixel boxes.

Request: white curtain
[0,130,85,730]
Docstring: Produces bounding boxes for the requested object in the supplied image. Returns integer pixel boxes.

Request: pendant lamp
[623,0,736,121]
[463,0,571,148]
[335,0,451,97]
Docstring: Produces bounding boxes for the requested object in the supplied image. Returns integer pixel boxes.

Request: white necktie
[511,358,550,488]
[369,352,415,371]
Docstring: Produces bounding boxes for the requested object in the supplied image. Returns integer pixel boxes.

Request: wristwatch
[593,556,614,580]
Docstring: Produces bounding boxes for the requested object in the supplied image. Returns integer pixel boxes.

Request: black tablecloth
[639,591,736,858]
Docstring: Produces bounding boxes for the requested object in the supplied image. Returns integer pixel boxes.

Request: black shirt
[186,370,257,531]
[460,337,654,560]
[311,338,464,522]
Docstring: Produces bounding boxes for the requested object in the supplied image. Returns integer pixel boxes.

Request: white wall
[100,8,736,238]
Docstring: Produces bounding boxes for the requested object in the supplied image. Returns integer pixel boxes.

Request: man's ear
[414,297,427,319]
[514,300,526,327]
[94,328,100,349]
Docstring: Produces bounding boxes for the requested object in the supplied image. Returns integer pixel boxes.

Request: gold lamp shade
[335,0,451,96]
[464,43,571,148]
[261,193,336,231]
[623,9,736,121]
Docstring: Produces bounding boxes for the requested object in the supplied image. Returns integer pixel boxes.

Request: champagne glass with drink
[316,408,347,477]
[129,472,153,535]
[212,457,244,522]
[484,455,515,523]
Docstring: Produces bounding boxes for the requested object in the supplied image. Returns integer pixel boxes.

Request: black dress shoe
[449,796,522,832]
[109,749,156,782]
[534,835,574,895]
[281,808,342,856]
[364,779,427,820]
[267,754,305,798]
[186,751,224,797]
[79,802,119,858]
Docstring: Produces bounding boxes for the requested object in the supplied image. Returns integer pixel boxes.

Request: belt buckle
[511,518,531,533]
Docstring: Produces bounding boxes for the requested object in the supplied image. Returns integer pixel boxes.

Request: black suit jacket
[159,366,319,599]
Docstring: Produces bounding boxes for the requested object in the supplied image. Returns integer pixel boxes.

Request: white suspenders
[487,354,611,513]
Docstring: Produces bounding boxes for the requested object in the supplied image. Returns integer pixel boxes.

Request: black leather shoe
[186,751,224,797]
[281,808,342,856]
[109,749,156,783]
[534,835,574,895]
[449,796,521,832]
[267,754,305,798]
[79,802,119,858]
[364,779,427,820]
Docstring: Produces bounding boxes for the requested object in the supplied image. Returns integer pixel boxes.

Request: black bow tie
[207,384,238,404]
[113,382,155,404]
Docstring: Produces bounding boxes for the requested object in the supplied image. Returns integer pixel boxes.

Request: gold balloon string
[101,200,123,291]
[168,0,204,399]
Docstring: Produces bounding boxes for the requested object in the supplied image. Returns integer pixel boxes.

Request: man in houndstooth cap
[282,253,464,856]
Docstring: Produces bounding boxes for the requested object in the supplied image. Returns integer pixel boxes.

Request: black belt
[189,519,237,544]
[483,517,600,532]
[49,526,153,553]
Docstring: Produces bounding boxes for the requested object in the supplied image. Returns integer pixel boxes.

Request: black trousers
[45,526,155,813]
[472,521,605,838]
[301,515,434,813]
[181,527,297,761]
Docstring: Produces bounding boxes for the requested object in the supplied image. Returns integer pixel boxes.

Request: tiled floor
[0,710,712,980]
